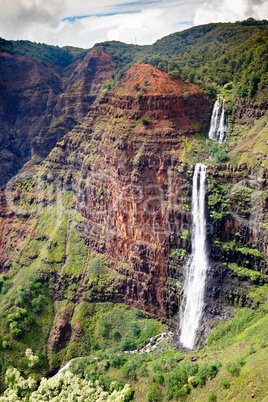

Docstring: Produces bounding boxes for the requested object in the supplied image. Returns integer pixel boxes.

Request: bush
[225,361,240,376]
[139,363,149,377]
[152,373,164,385]
[122,362,137,381]
[99,320,111,339]
[124,386,135,401]
[136,92,141,101]
[208,392,217,401]
[141,116,150,125]
[247,346,256,355]
[109,353,127,368]
[152,361,162,374]
[111,329,122,341]
[31,295,45,314]
[188,375,201,388]
[236,357,245,367]
[198,361,221,380]
[133,83,140,91]
[130,322,141,337]
[220,378,230,389]
[120,337,136,351]
[147,383,162,402]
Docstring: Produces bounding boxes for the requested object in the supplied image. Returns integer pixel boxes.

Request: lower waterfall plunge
[179,163,209,349]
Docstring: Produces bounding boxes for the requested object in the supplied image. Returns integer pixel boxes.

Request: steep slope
[0,48,115,186]
[0,63,211,376]
[0,20,267,400]
[43,63,210,317]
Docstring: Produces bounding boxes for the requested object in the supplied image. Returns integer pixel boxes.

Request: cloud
[194,0,268,25]
[50,8,193,48]
[0,0,266,49]
[0,0,67,40]
[0,0,195,48]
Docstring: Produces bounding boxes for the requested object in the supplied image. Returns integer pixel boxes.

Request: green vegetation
[141,116,150,126]
[172,248,188,260]
[0,37,86,67]
[102,19,268,100]
[0,17,268,402]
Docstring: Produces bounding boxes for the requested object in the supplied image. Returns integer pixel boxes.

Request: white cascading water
[208,94,227,143]
[179,164,209,349]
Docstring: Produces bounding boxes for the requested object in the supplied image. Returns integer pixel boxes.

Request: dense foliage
[101,19,268,99]
[0,38,86,67]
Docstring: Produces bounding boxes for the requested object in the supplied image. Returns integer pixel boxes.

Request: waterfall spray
[208,95,227,143]
[179,164,209,349]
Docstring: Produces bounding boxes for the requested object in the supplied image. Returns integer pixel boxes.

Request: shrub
[225,361,240,376]
[220,378,230,389]
[109,353,127,368]
[130,322,141,337]
[188,375,201,388]
[133,83,140,91]
[172,248,187,259]
[152,373,164,385]
[236,357,245,367]
[124,386,135,401]
[120,337,136,351]
[147,383,162,402]
[208,392,217,401]
[111,329,122,341]
[99,320,111,339]
[136,92,141,101]
[246,346,256,355]
[122,362,137,381]
[139,363,149,377]
[198,361,221,380]
[152,362,162,374]
[141,115,150,125]
[180,229,189,240]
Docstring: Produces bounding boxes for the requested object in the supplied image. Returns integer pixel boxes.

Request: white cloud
[0,0,67,41]
[194,0,268,25]
[53,5,194,48]
[0,1,196,48]
[0,0,266,49]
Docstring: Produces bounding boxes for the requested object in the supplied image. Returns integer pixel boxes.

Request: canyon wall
[0,62,267,368]
[0,48,115,186]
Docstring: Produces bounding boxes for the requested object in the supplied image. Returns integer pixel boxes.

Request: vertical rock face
[0,48,115,186]
[0,60,267,361]
[41,63,211,317]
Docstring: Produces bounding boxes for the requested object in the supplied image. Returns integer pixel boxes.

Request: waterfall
[208,95,227,143]
[179,164,209,349]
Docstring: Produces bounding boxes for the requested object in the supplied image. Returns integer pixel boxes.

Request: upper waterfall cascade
[179,164,209,349]
[208,94,227,143]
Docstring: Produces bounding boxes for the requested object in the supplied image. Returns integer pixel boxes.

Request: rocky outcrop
[1,61,267,362]
[39,63,210,318]
[0,48,115,186]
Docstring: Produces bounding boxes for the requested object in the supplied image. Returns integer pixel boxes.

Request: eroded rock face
[41,63,211,318]
[1,62,267,360]
[0,48,115,186]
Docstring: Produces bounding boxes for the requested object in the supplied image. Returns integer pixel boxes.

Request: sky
[0,0,267,49]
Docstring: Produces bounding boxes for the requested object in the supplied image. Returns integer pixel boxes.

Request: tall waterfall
[208,94,227,143]
[179,164,209,349]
